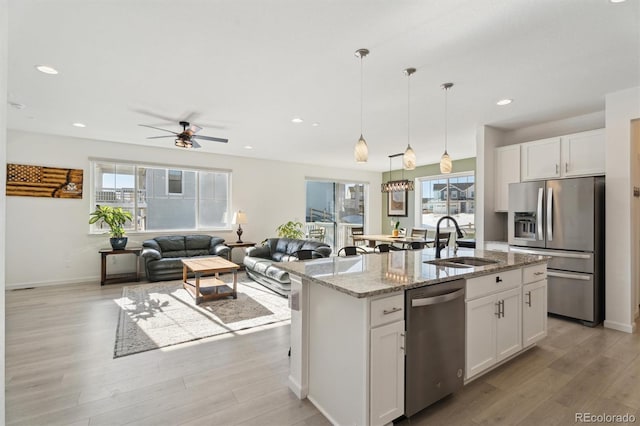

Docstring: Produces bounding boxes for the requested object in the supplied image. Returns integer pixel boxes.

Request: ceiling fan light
[403,144,416,170]
[354,135,368,163]
[175,138,186,148]
[440,151,452,174]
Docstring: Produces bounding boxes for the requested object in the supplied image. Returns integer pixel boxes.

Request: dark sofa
[141,235,231,282]
[243,238,331,296]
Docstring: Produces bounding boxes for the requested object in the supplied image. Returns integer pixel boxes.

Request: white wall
[1,0,7,420]
[476,125,506,245]
[5,130,382,288]
[604,87,640,333]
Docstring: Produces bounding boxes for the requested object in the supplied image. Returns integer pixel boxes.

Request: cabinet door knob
[556,164,559,174]
[383,307,402,315]
[565,162,568,173]
[496,276,503,283]
[526,291,532,307]
[495,302,501,317]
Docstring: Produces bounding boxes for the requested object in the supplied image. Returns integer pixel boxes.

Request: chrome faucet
[435,216,465,258]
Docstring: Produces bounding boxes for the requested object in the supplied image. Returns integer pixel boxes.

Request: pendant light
[403,68,417,170]
[354,48,369,163]
[440,82,454,174]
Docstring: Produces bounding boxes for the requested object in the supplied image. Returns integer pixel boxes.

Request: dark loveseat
[244,238,331,296]
[141,235,231,282]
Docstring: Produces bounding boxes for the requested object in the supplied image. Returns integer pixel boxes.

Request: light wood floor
[5,280,640,426]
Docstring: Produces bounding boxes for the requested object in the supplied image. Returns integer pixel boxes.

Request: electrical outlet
[634,187,640,197]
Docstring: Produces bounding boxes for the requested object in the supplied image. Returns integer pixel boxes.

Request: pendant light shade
[354,48,370,163]
[355,134,368,163]
[403,67,417,170]
[440,82,454,174]
[403,144,416,170]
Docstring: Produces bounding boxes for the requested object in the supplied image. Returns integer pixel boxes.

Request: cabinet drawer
[371,293,404,328]
[523,263,547,284]
[466,269,521,300]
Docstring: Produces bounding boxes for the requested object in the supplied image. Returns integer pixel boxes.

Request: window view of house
[92,162,230,232]
[419,173,475,239]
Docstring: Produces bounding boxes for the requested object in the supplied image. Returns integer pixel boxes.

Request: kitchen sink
[424,257,500,268]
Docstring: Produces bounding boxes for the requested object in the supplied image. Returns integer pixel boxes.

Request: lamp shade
[440,151,452,174]
[354,135,368,163]
[403,144,416,170]
[232,211,248,225]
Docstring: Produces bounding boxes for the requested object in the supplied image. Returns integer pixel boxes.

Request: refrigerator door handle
[547,187,553,241]
[547,271,591,281]
[537,188,544,241]
[508,247,592,259]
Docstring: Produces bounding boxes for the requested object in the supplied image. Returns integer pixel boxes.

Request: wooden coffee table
[182,257,240,305]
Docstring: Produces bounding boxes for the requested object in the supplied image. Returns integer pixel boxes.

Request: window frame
[413,171,475,228]
[90,159,232,234]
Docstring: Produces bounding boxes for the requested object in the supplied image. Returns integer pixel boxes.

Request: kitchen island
[278,247,548,426]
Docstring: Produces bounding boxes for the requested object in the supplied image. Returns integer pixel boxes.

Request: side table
[99,247,142,285]
[225,241,256,270]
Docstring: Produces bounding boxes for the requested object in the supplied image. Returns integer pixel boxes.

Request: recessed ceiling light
[312,122,320,127]
[244,145,253,150]
[496,98,513,106]
[610,0,626,3]
[72,122,86,128]
[35,65,59,75]
[291,117,304,124]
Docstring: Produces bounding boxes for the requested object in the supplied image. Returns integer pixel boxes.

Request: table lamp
[232,210,248,243]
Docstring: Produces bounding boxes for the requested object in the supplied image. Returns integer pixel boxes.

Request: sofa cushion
[244,257,290,284]
[156,236,187,258]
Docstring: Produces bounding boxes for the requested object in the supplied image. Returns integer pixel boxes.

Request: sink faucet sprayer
[435,216,465,258]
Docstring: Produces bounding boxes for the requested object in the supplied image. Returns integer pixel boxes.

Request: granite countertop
[277,247,548,298]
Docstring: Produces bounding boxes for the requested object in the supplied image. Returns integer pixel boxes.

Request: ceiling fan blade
[146,135,174,139]
[189,124,203,134]
[193,135,229,143]
[190,139,202,149]
[139,124,178,134]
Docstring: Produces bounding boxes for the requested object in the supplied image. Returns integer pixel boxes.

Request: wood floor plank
[5,281,640,426]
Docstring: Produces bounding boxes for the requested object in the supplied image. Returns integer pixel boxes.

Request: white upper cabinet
[520,137,562,181]
[494,145,521,212]
[561,129,606,177]
[520,129,605,181]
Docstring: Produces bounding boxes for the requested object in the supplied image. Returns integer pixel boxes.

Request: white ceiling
[7,0,640,172]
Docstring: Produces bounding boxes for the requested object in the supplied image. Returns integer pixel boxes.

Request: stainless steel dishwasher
[405,279,465,417]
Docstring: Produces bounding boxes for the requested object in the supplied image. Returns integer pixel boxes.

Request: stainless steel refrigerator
[508,176,605,326]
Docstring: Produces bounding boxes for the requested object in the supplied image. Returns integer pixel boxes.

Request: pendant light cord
[407,73,411,146]
[360,55,364,136]
[444,85,448,152]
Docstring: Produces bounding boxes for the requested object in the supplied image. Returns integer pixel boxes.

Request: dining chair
[307,227,325,243]
[291,249,325,260]
[350,227,365,246]
[410,228,428,239]
[338,246,368,256]
[407,241,425,250]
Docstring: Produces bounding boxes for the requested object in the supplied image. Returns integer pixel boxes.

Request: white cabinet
[494,145,521,212]
[520,129,605,181]
[369,293,405,425]
[520,137,562,181]
[370,320,405,425]
[522,263,548,347]
[561,129,605,177]
[466,286,522,379]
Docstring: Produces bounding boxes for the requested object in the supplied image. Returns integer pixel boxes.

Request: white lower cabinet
[370,320,405,425]
[465,287,522,379]
[523,279,548,347]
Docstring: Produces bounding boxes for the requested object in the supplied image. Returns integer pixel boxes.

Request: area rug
[113,275,290,358]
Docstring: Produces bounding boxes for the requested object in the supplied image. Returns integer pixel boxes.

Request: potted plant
[276,220,305,239]
[89,205,133,250]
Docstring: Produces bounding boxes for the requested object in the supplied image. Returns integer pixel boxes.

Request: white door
[496,287,522,362]
[465,294,497,379]
[370,320,405,426]
[521,137,561,181]
[523,280,548,347]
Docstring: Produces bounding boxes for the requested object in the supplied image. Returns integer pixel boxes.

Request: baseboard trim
[6,276,100,290]
[288,376,308,399]
[604,319,635,333]
[307,394,341,426]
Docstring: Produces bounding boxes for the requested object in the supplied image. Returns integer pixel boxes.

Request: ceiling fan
[139,121,228,149]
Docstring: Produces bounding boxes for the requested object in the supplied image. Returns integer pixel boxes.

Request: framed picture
[388,190,408,217]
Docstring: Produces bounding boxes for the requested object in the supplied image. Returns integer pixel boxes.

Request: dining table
[352,234,434,248]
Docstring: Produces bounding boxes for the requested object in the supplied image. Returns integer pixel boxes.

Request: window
[417,172,475,239]
[91,161,230,233]
[167,170,183,194]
